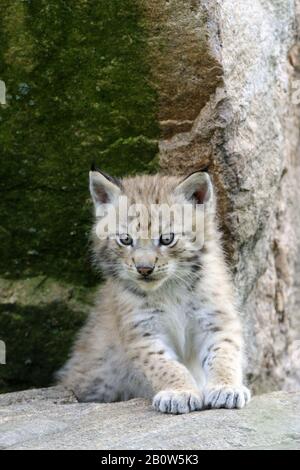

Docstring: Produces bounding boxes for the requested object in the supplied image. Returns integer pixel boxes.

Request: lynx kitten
[58,170,251,414]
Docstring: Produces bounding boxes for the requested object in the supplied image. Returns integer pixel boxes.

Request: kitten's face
[90,171,213,293]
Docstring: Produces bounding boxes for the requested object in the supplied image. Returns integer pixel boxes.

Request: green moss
[0,0,159,392]
[0,301,87,393]
[0,0,159,285]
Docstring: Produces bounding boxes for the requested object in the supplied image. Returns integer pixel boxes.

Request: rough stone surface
[143,0,300,393]
[0,387,299,450]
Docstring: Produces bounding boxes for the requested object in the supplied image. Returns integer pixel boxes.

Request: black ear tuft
[90,163,123,189]
[90,161,101,172]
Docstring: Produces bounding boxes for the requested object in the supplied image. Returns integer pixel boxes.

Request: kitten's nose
[136,265,154,277]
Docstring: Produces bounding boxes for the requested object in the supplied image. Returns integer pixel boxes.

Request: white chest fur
[151,288,201,360]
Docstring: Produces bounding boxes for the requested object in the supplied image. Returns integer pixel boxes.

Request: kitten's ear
[89,168,122,211]
[175,172,213,205]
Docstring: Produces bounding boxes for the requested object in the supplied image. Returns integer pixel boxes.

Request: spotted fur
[58,171,251,413]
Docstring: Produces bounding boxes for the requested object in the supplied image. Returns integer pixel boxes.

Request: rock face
[1,0,300,395]
[0,387,299,450]
[142,0,300,393]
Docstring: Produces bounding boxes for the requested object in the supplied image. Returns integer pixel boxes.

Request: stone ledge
[0,387,299,450]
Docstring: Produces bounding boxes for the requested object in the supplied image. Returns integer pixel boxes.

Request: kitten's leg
[58,344,133,403]
[199,310,251,409]
[125,332,203,414]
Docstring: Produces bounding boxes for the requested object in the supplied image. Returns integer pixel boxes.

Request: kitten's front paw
[204,385,251,410]
[153,389,203,414]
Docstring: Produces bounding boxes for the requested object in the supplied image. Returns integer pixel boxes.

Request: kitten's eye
[119,234,133,246]
[160,233,175,246]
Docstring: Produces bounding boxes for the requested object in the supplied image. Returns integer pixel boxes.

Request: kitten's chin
[138,278,166,292]
[127,276,167,293]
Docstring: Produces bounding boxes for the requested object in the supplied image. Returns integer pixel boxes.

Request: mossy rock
[0,301,87,393]
[0,0,159,392]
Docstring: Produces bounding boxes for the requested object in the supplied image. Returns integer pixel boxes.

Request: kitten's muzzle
[136,265,155,278]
